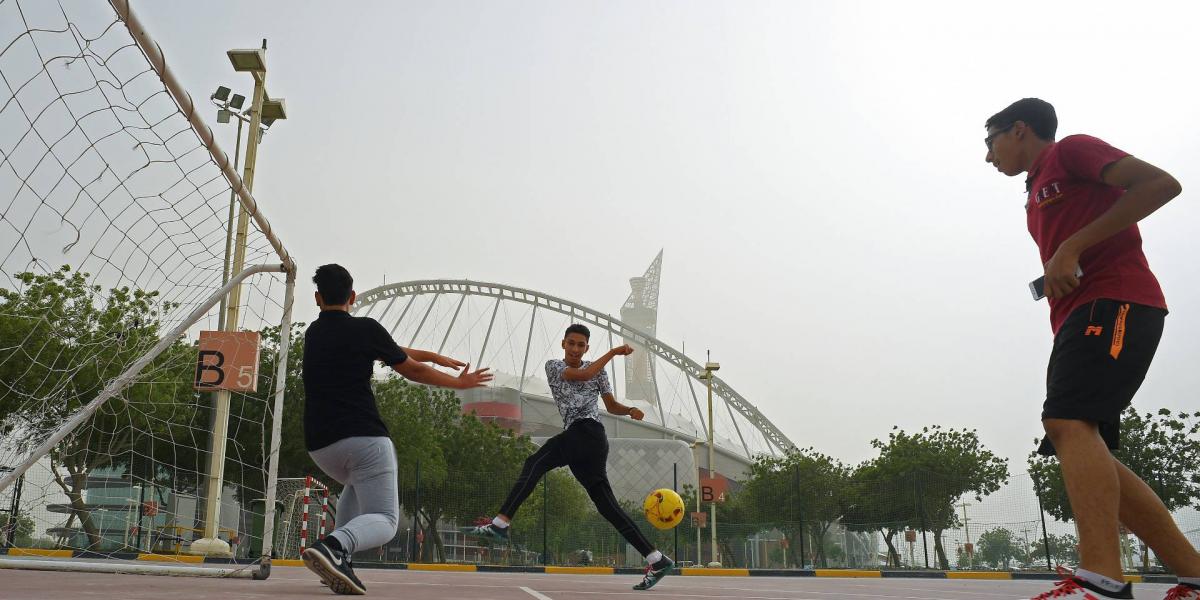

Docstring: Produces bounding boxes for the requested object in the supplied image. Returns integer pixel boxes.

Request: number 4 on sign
[194,331,261,392]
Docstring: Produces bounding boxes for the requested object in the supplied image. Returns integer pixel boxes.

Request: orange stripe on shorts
[1110,304,1130,359]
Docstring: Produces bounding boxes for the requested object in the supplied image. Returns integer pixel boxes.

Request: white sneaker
[1030,575,1131,599]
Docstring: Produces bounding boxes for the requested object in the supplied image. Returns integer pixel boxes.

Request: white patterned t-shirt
[545,359,612,428]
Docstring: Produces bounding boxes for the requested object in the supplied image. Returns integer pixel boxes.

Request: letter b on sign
[195,350,226,387]
[699,476,728,503]
[194,331,261,392]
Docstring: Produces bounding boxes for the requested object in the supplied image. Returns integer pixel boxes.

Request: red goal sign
[699,476,728,503]
[194,331,261,392]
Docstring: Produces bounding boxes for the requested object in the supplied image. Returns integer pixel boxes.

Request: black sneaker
[633,556,674,591]
[302,538,366,595]
[315,555,351,587]
[461,523,510,543]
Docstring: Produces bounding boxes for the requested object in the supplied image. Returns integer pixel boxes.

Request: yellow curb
[544,566,615,575]
[272,559,305,567]
[5,549,74,556]
[947,571,1013,580]
[1124,575,1143,584]
[814,569,883,578]
[136,553,204,563]
[681,567,750,576]
[407,563,478,572]
[6,549,73,558]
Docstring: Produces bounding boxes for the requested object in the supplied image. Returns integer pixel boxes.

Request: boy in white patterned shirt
[465,324,675,591]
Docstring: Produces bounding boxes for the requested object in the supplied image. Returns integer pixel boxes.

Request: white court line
[521,586,555,600]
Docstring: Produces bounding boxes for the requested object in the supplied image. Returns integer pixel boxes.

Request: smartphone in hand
[1030,266,1084,301]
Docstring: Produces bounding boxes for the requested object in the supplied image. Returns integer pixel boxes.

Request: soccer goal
[0,0,296,579]
[274,476,338,560]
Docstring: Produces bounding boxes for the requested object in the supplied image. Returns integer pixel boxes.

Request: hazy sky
[134,1,1200,468]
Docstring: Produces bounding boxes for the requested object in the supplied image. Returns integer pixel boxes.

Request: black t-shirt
[302,310,408,451]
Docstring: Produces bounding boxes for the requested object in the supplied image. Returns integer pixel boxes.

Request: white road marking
[521,585,555,600]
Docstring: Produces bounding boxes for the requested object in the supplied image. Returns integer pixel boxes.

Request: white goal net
[1,0,296,578]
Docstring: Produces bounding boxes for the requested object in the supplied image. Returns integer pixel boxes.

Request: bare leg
[1114,459,1200,577]
[1044,418,1123,579]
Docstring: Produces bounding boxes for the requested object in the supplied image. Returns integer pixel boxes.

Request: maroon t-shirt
[1025,134,1167,334]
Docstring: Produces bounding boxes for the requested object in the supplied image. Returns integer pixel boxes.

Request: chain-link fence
[329,464,1199,573]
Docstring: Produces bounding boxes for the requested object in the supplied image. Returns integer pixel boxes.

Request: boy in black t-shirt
[301,264,492,595]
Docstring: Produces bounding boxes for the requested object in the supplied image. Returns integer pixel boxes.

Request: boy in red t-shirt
[985,98,1198,600]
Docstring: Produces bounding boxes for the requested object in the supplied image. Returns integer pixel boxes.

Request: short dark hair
[313,264,353,305]
[986,98,1057,141]
[564,324,590,340]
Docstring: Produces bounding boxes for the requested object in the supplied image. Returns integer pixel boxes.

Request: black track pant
[498,418,655,556]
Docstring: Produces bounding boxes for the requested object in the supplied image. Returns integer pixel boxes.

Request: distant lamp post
[210,87,247,329]
[961,500,974,568]
[700,354,721,568]
[207,82,285,328]
[688,439,703,565]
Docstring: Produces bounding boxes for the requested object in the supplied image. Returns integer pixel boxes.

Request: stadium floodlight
[261,97,287,121]
[229,93,246,110]
[227,48,266,72]
[217,109,231,124]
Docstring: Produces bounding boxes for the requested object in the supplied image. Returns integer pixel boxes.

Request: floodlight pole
[192,39,269,557]
[704,353,721,568]
[689,441,702,565]
[217,114,245,330]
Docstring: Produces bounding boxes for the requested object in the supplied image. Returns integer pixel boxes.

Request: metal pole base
[189,538,232,557]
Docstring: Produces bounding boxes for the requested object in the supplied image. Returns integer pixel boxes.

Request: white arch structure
[352,279,796,457]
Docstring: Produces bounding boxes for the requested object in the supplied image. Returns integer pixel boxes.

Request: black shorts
[1038,299,1166,456]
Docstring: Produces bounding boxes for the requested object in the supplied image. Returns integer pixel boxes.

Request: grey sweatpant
[309,436,399,555]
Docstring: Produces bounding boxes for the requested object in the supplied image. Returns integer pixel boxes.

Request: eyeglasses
[984,123,1015,151]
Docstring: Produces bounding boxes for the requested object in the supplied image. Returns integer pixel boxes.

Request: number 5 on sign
[194,331,261,392]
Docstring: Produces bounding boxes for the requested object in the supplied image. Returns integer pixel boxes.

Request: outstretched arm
[402,347,468,370]
[562,345,634,381]
[392,360,492,390]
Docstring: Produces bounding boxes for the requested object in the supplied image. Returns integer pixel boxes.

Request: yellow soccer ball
[643,488,685,530]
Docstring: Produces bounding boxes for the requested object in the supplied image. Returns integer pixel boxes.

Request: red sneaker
[1165,584,1200,600]
[1030,567,1132,600]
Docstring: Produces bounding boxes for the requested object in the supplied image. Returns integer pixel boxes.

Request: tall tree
[842,459,914,567]
[1029,407,1200,570]
[975,527,1024,569]
[1029,407,1200,522]
[739,448,849,568]
[0,512,36,547]
[866,426,1009,570]
[1044,532,1080,565]
[0,267,198,548]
